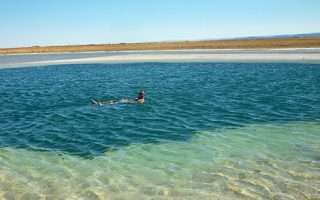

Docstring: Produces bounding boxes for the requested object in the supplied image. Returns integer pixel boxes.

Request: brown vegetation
[1,37,320,55]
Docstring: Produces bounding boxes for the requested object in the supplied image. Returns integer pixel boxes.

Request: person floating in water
[92,90,145,106]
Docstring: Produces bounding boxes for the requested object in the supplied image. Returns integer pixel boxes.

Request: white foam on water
[0,121,319,199]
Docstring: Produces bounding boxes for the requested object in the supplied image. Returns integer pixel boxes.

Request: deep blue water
[0,63,319,158]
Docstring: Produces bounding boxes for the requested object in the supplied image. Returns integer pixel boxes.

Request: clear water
[0,62,319,199]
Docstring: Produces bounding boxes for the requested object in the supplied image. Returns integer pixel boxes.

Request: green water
[0,62,319,199]
[0,121,319,199]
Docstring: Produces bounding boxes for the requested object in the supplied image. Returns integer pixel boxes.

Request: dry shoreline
[28,52,320,65]
[1,37,320,55]
[1,48,320,69]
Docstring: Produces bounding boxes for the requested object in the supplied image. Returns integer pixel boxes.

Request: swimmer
[92,90,145,106]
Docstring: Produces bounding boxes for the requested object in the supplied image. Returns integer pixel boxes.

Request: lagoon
[0,61,319,199]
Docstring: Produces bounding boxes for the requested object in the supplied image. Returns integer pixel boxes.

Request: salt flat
[1,49,320,69]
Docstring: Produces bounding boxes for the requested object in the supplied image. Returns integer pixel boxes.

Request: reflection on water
[0,121,319,199]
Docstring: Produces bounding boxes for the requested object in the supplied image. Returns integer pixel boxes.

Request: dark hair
[138,91,145,99]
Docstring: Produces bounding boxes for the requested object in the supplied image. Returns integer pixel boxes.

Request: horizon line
[1,32,320,50]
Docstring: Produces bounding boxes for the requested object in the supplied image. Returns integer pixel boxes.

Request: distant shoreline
[1,37,320,55]
[1,48,320,69]
[26,51,320,65]
[1,47,320,56]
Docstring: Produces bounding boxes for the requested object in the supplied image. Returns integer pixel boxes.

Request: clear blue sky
[1,0,320,48]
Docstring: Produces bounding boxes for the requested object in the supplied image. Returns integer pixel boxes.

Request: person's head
[138,90,145,99]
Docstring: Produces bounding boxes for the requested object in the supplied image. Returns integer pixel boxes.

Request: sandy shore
[33,53,320,63]
[1,49,320,69]
[26,50,320,65]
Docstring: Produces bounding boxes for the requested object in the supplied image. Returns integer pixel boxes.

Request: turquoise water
[0,62,319,199]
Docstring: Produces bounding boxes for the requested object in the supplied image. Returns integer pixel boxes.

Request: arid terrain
[1,37,320,55]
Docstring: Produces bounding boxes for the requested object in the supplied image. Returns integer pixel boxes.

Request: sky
[0,0,320,48]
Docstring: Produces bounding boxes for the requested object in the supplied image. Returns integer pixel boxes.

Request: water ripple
[0,62,320,159]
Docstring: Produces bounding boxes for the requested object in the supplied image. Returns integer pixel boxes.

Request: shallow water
[0,62,319,199]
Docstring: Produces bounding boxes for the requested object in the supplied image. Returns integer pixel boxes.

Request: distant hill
[234,32,320,40]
